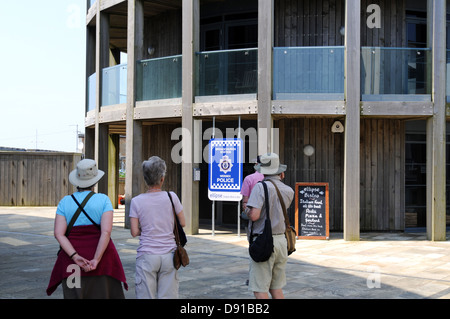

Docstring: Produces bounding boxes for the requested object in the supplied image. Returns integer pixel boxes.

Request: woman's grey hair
[142,156,166,186]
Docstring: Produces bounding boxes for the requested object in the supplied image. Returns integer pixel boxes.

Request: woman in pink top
[130,156,185,299]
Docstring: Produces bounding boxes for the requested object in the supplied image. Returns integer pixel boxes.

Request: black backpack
[249,181,273,262]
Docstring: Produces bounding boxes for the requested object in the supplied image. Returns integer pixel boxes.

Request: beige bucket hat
[254,153,287,175]
[69,159,104,188]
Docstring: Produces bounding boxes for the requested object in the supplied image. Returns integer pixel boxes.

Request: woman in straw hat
[47,159,127,298]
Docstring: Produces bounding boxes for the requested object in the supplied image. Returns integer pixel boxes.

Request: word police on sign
[208,138,243,201]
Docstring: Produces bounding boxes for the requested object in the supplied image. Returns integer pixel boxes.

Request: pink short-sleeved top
[130,191,183,256]
[240,171,264,197]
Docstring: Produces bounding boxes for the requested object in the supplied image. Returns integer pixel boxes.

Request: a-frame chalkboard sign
[295,182,329,240]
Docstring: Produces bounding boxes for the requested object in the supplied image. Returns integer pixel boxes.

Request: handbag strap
[266,179,292,229]
[168,191,181,246]
[68,191,99,233]
[250,181,271,238]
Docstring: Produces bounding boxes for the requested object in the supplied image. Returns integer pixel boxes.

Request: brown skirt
[62,275,125,299]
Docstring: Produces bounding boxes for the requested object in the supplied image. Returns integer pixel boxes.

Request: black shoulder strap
[167,191,176,213]
[67,191,98,235]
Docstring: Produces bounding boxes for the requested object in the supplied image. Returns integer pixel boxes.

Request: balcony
[196,48,258,97]
[136,55,182,101]
[361,47,431,101]
[273,46,345,100]
[101,64,127,106]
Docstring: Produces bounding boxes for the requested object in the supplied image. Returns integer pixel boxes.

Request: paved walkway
[1,206,450,299]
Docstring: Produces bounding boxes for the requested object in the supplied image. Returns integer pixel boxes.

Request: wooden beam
[94,9,110,193]
[257,0,274,154]
[343,0,361,241]
[124,0,144,228]
[427,0,446,241]
[181,0,200,235]
[272,100,346,115]
[361,101,433,117]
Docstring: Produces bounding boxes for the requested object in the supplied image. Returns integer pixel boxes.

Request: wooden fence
[0,151,81,206]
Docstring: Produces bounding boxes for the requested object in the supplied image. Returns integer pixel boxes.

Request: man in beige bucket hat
[246,153,294,299]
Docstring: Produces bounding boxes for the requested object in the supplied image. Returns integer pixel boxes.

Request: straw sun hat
[254,153,287,175]
[69,159,105,188]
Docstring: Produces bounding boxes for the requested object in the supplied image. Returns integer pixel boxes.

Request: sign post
[208,138,243,235]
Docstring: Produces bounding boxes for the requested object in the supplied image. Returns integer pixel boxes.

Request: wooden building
[84,0,448,240]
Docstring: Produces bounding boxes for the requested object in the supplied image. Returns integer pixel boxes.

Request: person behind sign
[130,156,185,299]
[246,153,294,299]
[240,158,264,213]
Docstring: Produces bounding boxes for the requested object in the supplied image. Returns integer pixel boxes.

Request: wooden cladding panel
[275,0,406,48]
[279,118,405,232]
[360,119,405,231]
[142,124,181,197]
[279,118,344,231]
[275,0,346,47]
[143,9,182,59]
[361,0,406,47]
[0,153,80,206]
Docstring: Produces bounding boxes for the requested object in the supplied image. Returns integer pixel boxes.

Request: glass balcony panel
[196,48,257,96]
[361,47,431,100]
[89,0,96,8]
[87,72,96,112]
[136,55,182,101]
[102,64,127,106]
[273,47,345,100]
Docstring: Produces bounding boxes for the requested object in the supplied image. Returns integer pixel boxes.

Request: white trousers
[135,252,179,299]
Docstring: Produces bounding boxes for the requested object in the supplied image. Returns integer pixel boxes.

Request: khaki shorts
[248,234,288,293]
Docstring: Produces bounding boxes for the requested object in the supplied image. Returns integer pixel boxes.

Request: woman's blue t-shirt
[56,191,113,226]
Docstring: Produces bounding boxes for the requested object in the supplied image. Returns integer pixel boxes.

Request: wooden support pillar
[343,0,361,241]
[94,8,110,194]
[427,0,446,241]
[181,0,200,235]
[257,0,274,155]
[125,0,144,229]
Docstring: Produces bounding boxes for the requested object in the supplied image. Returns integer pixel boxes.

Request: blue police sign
[208,138,243,201]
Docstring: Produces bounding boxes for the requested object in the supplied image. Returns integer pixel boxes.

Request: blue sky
[0,1,86,152]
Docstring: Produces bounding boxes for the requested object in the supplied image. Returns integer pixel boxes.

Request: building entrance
[405,120,450,228]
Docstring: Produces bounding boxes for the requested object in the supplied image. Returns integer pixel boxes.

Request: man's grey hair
[142,156,166,186]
